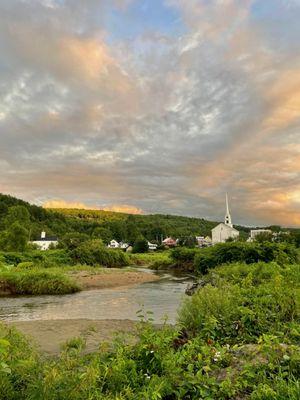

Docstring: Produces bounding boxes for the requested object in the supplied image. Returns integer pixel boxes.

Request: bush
[171,247,199,270]
[178,262,300,342]
[132,238,149,254]
[0,270,80,295]
[17,261,34,269]
[194,242,298,274]
[71,239,129,267]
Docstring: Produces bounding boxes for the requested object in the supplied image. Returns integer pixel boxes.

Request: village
[31,195,283,251]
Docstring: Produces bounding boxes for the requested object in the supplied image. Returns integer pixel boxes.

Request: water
[0,270,194,324]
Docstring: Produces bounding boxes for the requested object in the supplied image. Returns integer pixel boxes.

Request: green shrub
[194,242,298,274]
[178,262,300,343]
[170,247,199,270]
[0,270,80,295]
[17,261,34,269]
[132,237,149,254]
[71,240,129,267]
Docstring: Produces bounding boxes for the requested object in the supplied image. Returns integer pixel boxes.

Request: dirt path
[8,319,139,355]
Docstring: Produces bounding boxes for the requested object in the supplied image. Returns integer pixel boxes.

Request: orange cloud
[102,204,144,214]
[43,200,143,214]
[263,69,300,131]
[43,200,96,210]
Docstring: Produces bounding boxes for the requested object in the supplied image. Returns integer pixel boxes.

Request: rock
[185,280,206,296]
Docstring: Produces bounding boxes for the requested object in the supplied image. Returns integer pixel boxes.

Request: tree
[92,227,113,244]
[2,222,29,252]
[254,232,273,243]
[60,232,90,250]
[132,237,149,253]
[178,236,197,248]
[126,216,141,245]
[4,206,30,229]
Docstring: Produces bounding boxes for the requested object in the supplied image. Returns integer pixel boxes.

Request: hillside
[0,193,256,243]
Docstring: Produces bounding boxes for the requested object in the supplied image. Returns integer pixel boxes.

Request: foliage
[0,269,80,295]
[0,223,29,252]
[3,206,30,229]
[71,239,129,267]
[132,237,149,254]
[0,249,72,268]
[60,232,90,250]
[194,241,298,274]
[170,247,200,271]
[177,236,197,247]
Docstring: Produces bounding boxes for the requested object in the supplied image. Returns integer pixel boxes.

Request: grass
[0,269,81,295]
[130,251,173,269]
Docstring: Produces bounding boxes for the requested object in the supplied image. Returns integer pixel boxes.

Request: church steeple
[224,193,233,227]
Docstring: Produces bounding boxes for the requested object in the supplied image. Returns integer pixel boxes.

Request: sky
[0,0,299,227]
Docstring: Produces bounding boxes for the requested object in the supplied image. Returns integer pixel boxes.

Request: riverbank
[7,319,138,355]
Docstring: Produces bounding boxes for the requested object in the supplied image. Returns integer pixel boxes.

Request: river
[0,270,194,325]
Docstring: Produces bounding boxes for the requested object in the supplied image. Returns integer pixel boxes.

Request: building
[148,241,158,251]
[162,237,177,247]
[108,239,120,248]
[211,194,239,244]
[119,241,130,250]
[196,236,212,247]
[248,229,272,242]
[31,231,58,250]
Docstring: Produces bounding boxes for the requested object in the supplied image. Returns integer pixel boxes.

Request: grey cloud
[0,0,299,226]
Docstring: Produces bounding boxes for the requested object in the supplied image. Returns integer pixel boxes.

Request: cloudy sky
[0,0,299,226]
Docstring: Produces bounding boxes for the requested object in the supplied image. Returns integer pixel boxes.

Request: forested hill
[0,193,250,242]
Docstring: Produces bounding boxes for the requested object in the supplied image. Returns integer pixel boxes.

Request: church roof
[212,223,239,233]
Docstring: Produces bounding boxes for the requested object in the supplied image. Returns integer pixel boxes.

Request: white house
[119,241,130,250]
[248,229,272,242]
[148,241,158,251]
[31,231,58,251]
[108,239,120,248]
[211,194,239,244]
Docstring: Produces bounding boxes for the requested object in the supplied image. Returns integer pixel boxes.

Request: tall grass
[0,269,80,295]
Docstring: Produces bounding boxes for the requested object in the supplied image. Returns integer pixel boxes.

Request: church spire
[225,193,233,227]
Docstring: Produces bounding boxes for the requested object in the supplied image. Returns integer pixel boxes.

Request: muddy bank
[8,319,139,355]
[70,269,160,290]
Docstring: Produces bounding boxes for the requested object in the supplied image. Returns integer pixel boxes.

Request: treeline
[0,193,219,245]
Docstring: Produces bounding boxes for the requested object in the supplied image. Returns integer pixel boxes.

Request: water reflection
[0,271,193,324]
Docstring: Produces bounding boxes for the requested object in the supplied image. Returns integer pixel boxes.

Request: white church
[211,194,239,244]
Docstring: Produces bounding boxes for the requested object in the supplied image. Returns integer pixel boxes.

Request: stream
[0,270,194,324]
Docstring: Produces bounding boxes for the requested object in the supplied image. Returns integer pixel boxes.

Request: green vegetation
[194,242,298,274]
[132,237,149,253]
[0,269,80,295]
[71,239,129,267]
[169,242,299,273]
[130,251,173,269]
[0,193,219,245]
[0,261,299,399]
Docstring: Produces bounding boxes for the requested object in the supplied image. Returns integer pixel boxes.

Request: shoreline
[7,319,146,355]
